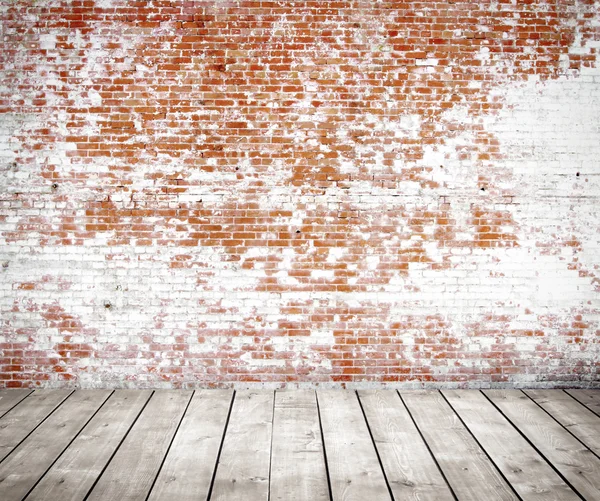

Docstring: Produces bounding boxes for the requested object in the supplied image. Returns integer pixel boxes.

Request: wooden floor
[0,389,598,500]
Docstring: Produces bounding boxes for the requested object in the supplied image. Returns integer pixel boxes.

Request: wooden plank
[485,389,600,500]
[0,389,72,462]
[444,390,579,501]
[0,390,32,418]
[358,390,454,501]
[210,391,274,501]
[0,390,111,501]
[317,390,391,501]
[148,390,233,501]
[400,390,517,501]
[26,390,152,501]
[86,390,192,501]
[525,389,600,456]
[566,389,600,417]
[270,390,329,501]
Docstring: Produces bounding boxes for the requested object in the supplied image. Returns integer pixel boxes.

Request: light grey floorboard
[270,390,329,501]
[359,390,455,501]
[0,390,32,418]
[401,390,518,501]
[210,391,274,501]
[85,390,192,501]
[566,390,600,417]
[148,389,233,501]
[0,388,592,500]
[0,390,111,501]
[525,389,600,456]
[445,390,579,501]
[318,390,392,501]
[26,390,152,501]
[0,389,72,462]
[485,389,600,500]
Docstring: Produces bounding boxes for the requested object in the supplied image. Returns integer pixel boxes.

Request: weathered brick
[0,0,599,389]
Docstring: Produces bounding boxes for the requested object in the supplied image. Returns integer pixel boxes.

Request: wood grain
[566,389,600,417]
[0,389,72,462]
[0,390,111,501]
[485,389,600,500]
[525,389,600,456]
[210,391,274,501]
[445,390,578,501]
[86,390,192,501]
[0,390,32,418]
[359,389,454,501]
[27,390,151,501]
[401,390,518,501]
[148,389,233,501]
[317,390,392,501]
[270,390,329,501]
[0,388,593,500]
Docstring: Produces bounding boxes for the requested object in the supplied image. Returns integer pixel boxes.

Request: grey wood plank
[270,390,329,501]
[401,390,517,501]
[317,390,392,501]
[566,389,600,417]
[0,390,111,501]
[485,389,600,500]
[0,389,72,462]
[525,389,600,456]
[444,390,579,501]
[0,390,32,418]
[210,391,274,501]
[86,390,192,501]
[148,390,233,501]
[26,390,152,501]
[358,390,454,501]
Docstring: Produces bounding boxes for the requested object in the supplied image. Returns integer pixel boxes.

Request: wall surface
[1,0,599,389]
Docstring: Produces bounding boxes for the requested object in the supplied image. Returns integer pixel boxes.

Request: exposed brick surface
[1,0,599,388]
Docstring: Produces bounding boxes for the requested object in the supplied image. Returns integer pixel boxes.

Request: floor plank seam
[480,391,587,501]
[522,390,600,462]
[0,390,75,467]
[81,390,155,501]
[564,390,600,419]
[266,390,276,501]
[314,392,334,501]
[396,391,459,501]
[22,390,115,501]
[441,391,522,501]
[206,390,236,501]
[145,390,195,501]
[355,391,395,501]
[0,390,33,420]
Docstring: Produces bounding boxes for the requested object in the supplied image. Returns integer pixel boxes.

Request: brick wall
[1,0,599,389]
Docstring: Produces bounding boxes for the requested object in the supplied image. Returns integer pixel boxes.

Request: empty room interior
[0,0,599,499]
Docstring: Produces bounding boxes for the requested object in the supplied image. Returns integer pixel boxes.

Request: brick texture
[1,0,599,389]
